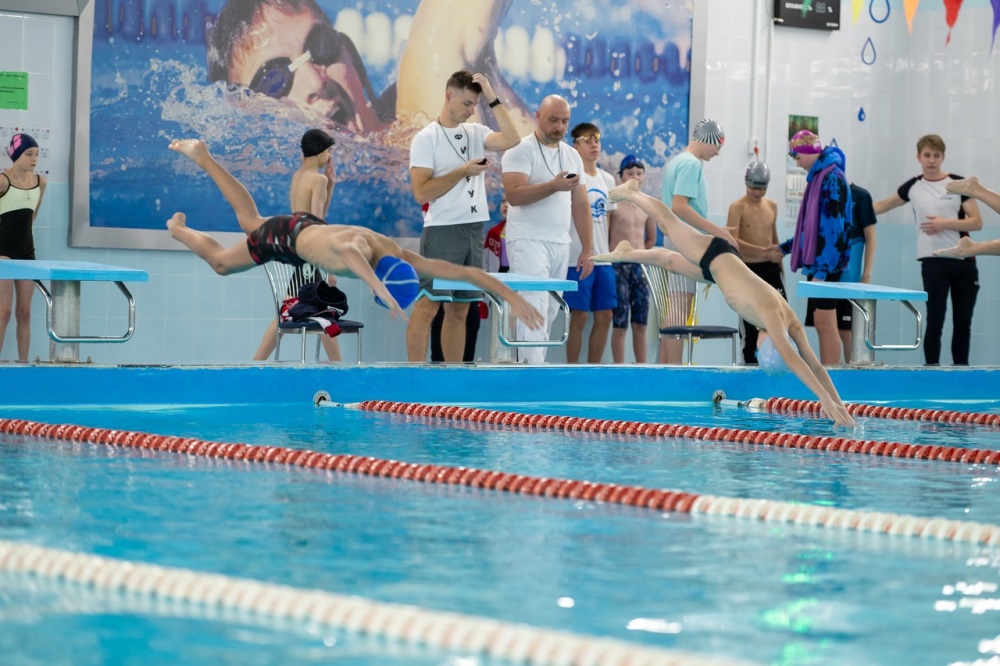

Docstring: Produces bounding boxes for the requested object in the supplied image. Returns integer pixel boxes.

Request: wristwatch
[488,97,502,108]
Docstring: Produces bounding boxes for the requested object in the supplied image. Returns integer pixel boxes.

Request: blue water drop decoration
[869,0,890,24]
[861,37,877,65]
[858,107,867,122]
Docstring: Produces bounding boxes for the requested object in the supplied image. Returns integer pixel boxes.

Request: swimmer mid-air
[165,139,544,330]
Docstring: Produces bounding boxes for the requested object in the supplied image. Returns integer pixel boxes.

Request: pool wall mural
[73,0,694,250]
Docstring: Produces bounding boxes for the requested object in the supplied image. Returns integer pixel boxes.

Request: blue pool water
[1,395,998,665]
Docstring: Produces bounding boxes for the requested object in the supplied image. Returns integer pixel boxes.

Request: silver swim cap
[745,160,770,189]
[692,118,725,147]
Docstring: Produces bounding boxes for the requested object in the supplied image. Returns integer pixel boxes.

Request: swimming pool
[0,364,998,665]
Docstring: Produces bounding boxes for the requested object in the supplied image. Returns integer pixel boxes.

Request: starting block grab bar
[33,279,137,344]
[795,281,928,365]
[0,260,149,362]
[432,272,578,361]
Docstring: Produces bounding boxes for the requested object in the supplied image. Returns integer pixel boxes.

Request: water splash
[861,37,877,65]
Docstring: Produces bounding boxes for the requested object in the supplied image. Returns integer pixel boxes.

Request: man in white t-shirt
[565,122,616,363]
[874,134,982,365]
[408,70,520,362]
[501,94,594,364]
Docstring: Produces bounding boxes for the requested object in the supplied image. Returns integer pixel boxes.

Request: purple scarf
[789,163,836,272]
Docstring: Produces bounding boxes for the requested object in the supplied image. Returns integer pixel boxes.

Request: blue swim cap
[756,335,798,376]
[373,256,419,310]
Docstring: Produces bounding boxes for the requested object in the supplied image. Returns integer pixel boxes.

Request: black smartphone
[564,173,577,178]
[478,158,488,165]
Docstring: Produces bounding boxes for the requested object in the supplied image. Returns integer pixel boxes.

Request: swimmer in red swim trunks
[592,179,855,428]
[165,138,544,330]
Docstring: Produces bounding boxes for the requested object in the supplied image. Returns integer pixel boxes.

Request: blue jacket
[781,147,853,279]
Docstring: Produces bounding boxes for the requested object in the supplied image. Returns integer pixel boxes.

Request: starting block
[0,260,149,362]
[432,272,577,362]
[796,281,927,365]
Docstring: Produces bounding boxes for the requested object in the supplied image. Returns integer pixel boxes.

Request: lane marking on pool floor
[0,540,746,666]
[1,415,998,546]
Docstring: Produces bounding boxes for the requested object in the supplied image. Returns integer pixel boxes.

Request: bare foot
[933,236,974,259]
[591,240,636,263]
[608,179,640,203]
[166,212,187,238]
[945,176,980,197]
[168,139,211,165]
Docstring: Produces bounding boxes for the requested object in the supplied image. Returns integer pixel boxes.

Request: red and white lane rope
[765,396,1000,425]
[0,416,998,545]
[349,400,1000,466]
[0,541,737,666]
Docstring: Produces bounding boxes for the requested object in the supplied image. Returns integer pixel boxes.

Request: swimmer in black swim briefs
[698,236,742,283]
[246,212,326,267]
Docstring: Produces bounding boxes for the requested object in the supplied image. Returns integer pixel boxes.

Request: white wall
[1,0,998,365]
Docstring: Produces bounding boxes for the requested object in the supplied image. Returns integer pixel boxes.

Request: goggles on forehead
[249,22,345,99]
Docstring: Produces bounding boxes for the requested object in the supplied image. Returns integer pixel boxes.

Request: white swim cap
[756,335,797,376]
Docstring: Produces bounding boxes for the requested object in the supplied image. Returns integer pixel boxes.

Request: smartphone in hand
[478,158,488,165]
[564,173,577,179]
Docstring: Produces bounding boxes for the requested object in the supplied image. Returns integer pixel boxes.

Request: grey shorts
[418,222,485,301]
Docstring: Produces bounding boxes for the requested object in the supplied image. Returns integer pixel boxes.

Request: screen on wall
[773,0,841,31]
[73,0,693,250]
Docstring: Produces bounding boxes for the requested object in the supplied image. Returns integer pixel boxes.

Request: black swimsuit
[698,236,741,283]
[246,212,326,267]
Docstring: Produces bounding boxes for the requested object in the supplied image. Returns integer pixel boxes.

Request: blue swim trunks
[565,264,617,312]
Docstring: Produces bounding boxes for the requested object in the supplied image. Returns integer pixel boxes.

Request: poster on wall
[73,0,693,250]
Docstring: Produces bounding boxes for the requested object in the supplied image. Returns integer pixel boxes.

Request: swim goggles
[249,22,345,99]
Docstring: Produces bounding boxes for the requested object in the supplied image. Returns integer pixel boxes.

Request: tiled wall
[1,1,997,365]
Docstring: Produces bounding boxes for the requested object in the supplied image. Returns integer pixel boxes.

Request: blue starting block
[432,272,577,362]
[796,281,928,365]
[0,260,149,363]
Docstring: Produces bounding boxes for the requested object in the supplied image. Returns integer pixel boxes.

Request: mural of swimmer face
[207,0,392,133]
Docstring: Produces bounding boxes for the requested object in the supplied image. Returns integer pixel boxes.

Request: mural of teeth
[392,15,414,62]
[364,12,393,68]
[499,26,531,79]
[530,27,556,82]
[334,8,364,52]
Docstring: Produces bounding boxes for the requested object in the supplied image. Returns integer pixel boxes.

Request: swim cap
[7,133,38,163]
[745,160,770,189]
[373,256,419,310]
[756,334,798,376]
[618,154,645,176]
[301,129,335,157]
[788,130,822,155]
[692,119,725,147]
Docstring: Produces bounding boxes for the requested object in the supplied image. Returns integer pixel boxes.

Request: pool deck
[1,363,997,408]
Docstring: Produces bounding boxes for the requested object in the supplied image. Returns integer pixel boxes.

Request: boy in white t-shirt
[873,134,982,365]
[565,122,617,363]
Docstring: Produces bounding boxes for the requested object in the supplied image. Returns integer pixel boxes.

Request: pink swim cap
[788,130,822,155]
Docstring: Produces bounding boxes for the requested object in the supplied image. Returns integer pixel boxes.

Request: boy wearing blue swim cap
[592,179,856,428]
[165,139,545,332]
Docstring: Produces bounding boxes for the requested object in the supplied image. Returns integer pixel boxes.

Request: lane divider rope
[348,399,1000,466]
[0,540,740,666]
[765,396,1000,425]
[0,415,998,545]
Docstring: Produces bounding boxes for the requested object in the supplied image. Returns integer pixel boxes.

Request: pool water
[0,400,998,665]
